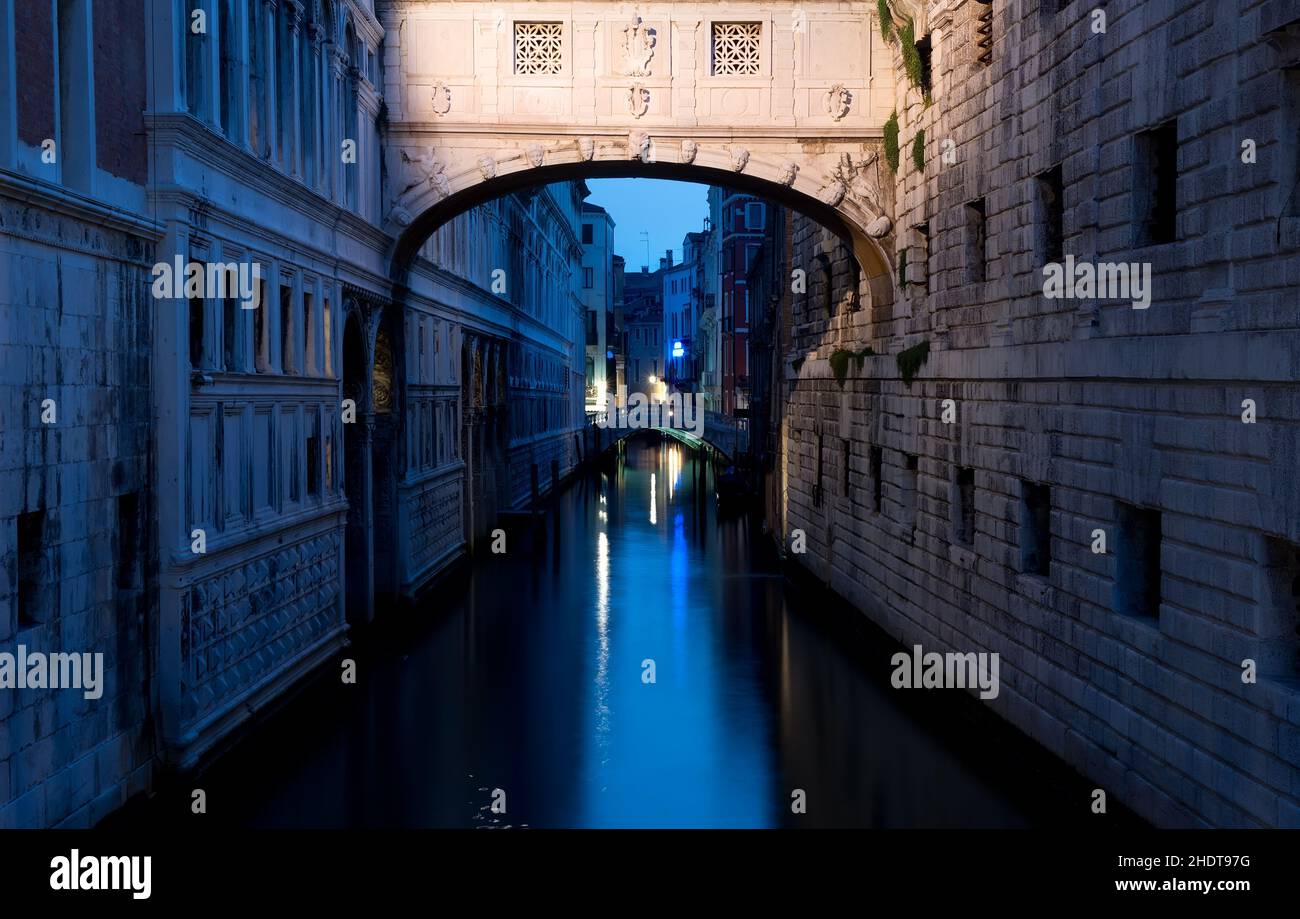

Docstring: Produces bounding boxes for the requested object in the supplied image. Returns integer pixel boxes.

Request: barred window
[711,22,761,75]
[515,22,563,75]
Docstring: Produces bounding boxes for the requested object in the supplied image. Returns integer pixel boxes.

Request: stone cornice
[0,169,163,244]
[145,112,393,254]
[346,0,385,46]
[388,122,884,142]
[407,259,576,357]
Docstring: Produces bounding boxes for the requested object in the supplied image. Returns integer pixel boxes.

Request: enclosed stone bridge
[377,0,901,295]
[590,410,748,465]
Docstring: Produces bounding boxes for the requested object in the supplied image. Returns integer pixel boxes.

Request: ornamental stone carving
[628,131,651,161]
[866,215,893,238]
[477,154,497,180]
[681,139,699,164]
[432,80,452,116]
[627,83,650,118]
[621,14,656,77]
[823,83,851,121]
[577,137,596,161]
[777,161,799,186]
[525,143,546,168]
[817,180,847,207]
[730,147,750,172]
[396,147,449,203]
[829,150,884,213]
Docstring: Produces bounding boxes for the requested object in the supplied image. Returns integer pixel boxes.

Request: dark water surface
[120,436,1122,828]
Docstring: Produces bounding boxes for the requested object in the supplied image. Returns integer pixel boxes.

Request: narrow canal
[121,435,1125,828]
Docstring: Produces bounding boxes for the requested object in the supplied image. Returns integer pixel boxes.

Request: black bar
[0,829,1284,907]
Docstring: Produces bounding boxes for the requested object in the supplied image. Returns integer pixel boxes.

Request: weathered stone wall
[776,0,1300,827]
[0,192,157,828]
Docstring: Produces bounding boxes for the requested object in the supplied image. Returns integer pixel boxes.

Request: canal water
[121,435,1124,828]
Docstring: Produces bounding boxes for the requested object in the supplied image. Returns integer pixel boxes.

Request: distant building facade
[623,267,664,397]
[714,189,768,415]
[580,202,616,411]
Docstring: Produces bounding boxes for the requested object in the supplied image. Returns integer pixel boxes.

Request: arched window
[373,325,394,414]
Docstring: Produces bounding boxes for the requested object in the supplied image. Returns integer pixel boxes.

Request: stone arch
[385,140,896,308]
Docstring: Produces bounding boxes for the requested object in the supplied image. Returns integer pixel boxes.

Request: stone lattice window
[711,22,761,75]
[514,22,564,75]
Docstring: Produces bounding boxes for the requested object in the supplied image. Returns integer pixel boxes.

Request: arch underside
[386,137,894,289]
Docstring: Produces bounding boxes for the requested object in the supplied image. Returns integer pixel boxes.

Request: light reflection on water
[123,435,1110,829]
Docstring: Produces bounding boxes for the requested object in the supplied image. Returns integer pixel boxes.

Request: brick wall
[15,0,55,146]
[93,0,148,185]
[773,0,1300,827]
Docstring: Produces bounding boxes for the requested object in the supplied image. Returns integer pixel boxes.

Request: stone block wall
[0,191,157,828]
[774,0,1300,826]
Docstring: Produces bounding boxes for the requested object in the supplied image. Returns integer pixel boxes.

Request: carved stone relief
[431,80,452,116]
[621,14,656,76]
[627,83,650,118]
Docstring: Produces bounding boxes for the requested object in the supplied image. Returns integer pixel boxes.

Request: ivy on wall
[912,129,926,173]
[884,111,900,172]
[877,0,894,43]
[899,19,922,93]
[830,347,877,388]
[896,340,930,387]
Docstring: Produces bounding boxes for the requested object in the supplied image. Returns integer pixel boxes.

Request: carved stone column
[357,412,376,624]
[262,0,279,164]
[286,0,304,177]
[575,20,598,119]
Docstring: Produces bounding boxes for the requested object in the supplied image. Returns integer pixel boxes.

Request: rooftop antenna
[639,230,650,272]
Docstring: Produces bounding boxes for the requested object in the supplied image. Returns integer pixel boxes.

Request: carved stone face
[628,131,651,161]
[866,215,893,238]
[778,161,799,186]
[730,147,750,172]
[578,137,595,161]
[477,154,496,180]
[681,140,699,164]
[526,144,545,168]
